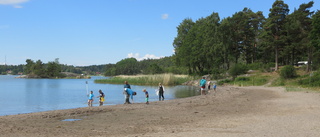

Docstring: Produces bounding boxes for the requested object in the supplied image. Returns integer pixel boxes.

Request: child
[213,83,217,91]
[88,91,94,107]
[97,89,105,106]
[143,89,149,104]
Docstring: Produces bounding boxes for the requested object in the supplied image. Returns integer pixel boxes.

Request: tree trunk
[307,47,313,72]
[275,44,279,71]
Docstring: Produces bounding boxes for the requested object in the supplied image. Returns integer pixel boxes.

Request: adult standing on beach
[123,81,131,104]
[200,77,206,95]
[97,89,105,106]
[158,83,165,101]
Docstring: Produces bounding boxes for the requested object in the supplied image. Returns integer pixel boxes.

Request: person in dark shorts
[97,89,105,106]
[123,81,132,104]
[158,83,165,101]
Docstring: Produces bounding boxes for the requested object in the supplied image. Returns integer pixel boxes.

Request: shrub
[228,64,248,80]
[247,62,263,70]
[235,76,250,81]
[280,65,297,79]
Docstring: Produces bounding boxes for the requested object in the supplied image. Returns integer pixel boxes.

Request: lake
[0,75,199,116]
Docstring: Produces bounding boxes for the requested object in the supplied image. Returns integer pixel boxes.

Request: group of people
[200,76,217,95]
[123,81,165,105]
[87,81,166,107]
[87,89,105,107]
[88,77,215,106]
[88,77,217,107]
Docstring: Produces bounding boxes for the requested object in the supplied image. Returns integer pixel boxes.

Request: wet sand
[1,86,320,137]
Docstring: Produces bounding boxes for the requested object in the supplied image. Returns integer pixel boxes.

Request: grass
[222,73,272,86]
[94,73,194,86]
[94,69,320,93]
[269,70,320,93]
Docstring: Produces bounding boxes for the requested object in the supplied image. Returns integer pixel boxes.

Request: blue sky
[0,0,319,66]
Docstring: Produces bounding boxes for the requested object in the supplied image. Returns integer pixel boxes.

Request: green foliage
[280,65,297,79]
[95,74,193,86]
[217,79,231,85]
[3,1,320,80]
[230,75,269,86]
[235,77,250,81]
[298,71,320,87]
[144,64,163,74]
[115,58,140,75]
[228,64,248,80]
[210,68,225,80]
[246,62,263,70]
[0,64,24,75]
[23,58,64,78]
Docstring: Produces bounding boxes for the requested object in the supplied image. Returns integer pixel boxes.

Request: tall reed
[95,73,192,86]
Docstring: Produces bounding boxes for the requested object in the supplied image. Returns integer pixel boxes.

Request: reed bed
[95,73,192,86]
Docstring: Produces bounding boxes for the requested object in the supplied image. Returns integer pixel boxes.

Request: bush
[247,62,263,70]
[228,64,248,80]
[280,65,297,79]
[235,77,250,81]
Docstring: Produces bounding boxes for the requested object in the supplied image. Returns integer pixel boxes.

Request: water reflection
[0,75,198,116]
[174,86,200,98]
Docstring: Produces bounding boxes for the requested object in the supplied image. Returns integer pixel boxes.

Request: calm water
[0,75,199,116]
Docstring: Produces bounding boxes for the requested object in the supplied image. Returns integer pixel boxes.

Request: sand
[1,86,320,137]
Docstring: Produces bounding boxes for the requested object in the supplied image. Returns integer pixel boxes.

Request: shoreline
[1,86,320,137]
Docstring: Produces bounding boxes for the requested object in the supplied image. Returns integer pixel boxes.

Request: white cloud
[0,0,29,8]
[161,14,169,20]
[0,0,29,5]
[127,53,163,61]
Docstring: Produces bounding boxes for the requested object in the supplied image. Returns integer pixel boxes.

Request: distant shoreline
[14,74,91,79]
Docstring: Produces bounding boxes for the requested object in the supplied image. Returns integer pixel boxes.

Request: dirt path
[1,86,320,137]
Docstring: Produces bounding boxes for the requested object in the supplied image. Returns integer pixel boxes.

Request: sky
[0,0,319,66]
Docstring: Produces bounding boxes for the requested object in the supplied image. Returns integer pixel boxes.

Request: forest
[173,0,319,75]
[1,0,319,80]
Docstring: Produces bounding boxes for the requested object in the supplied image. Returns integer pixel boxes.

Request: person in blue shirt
[124,88,136,104]
[88,91,94,107]
[200,77,207,95]
[124,81,136,104]
[213,83,217,91]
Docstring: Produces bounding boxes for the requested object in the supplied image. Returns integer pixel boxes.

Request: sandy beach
[1,86,320,137]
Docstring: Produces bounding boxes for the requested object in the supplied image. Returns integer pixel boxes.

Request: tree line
[173,0,320,75]
[0,57,181,77]
[2,0,319,78]
[103,56,186,76]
